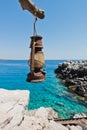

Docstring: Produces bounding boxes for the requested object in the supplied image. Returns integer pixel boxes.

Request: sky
[0,0,87,60]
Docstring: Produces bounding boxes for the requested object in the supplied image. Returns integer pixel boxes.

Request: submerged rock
[55,60,87,97]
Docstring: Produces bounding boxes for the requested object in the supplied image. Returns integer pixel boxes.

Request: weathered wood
[19,0,45,19]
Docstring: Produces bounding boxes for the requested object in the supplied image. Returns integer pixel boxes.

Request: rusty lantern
[26,35,46,82]
[18,0,45,83]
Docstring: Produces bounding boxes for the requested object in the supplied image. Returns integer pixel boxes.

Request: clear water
[0,60,87,119]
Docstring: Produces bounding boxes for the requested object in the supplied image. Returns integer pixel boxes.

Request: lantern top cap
[31,35,42,41]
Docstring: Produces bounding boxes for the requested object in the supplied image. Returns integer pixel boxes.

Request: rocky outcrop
[0,89,87,130]
[0,89,29,130]
[0,89,68,130]
[55,60,87,97]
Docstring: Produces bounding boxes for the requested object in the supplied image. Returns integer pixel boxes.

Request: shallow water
[0,60,87,119]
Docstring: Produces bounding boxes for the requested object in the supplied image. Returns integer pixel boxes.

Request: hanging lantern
[19,0,46,82]
[26,35,46,82]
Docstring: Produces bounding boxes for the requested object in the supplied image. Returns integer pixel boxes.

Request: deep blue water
[0,60,87,119]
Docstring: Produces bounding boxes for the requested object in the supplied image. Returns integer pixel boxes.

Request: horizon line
[0,59,87,61]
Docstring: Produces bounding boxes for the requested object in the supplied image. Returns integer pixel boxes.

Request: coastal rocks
[73,113,87,119]
[0,89,68,130]
[44,120,68,130]
[55,60,87,97]
[67,125,83,130]
[0,89,29,130]
[20,108,68,130]
[0,89,87,130]
[25,107,58,121]
[35,107,58,120]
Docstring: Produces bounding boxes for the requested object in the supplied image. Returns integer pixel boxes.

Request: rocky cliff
[55,60,87,97]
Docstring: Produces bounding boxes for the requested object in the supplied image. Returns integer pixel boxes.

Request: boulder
[0,89,29,130]
[44,120,68,130]
[35,107,58,121]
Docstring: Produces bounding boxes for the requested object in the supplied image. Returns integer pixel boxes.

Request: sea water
[0,60,87,119]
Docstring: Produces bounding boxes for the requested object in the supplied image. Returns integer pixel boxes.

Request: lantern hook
[33,17,37,36]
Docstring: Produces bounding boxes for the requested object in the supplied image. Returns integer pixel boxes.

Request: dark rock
[75,85,87,97]
[55,60,87,97]
[65,79,76,86]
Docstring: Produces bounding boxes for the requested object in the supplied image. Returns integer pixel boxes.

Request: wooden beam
[19,0,45,19]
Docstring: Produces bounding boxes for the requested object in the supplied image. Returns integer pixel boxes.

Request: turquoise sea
[0,60,87,119]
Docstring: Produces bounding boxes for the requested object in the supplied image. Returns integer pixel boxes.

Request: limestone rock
[44,120,68,130]
[67,125,83,130]
[35,107,58,120]
[0,89,29,130]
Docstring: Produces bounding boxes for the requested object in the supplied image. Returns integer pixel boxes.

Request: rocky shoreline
[55,60,87,98]
[0,89,87,130]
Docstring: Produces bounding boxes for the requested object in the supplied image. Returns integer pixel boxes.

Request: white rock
[0,89,29,106]
[67,125,83,130]
[24,115,44,127]
[35,107,58,121]
[76,126,83,130]
[44,120,68,130]
[0,111,12,129]
[14,115,44,130]
[3,105,25,130]
[73,113,87,119]
[0,89,29,130]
